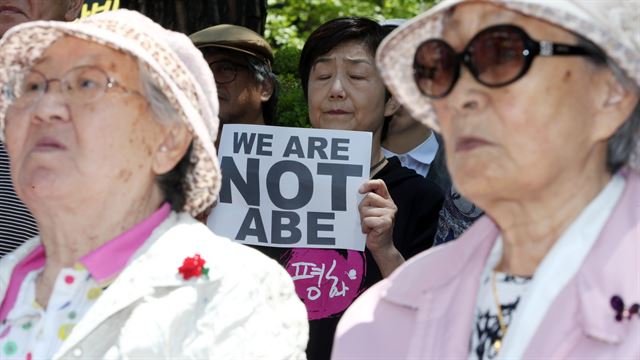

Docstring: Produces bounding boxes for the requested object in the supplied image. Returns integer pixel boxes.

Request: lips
[455,136,493,152]
[0,6,26,16]
[326,109,350,115]
[34,137,66,152]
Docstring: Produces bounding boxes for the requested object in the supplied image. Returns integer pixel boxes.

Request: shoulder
[580,171,640,286]
[0,237,41,287]
[152,212,294,285]
[333,233,486,359]
[157,214,309,358]
[386,216,498,302]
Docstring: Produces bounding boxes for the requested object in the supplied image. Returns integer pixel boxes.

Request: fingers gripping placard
[209,125,372,251]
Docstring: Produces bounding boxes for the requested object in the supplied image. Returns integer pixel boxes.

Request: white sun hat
[0,9,221,216]
[377,0,640,130]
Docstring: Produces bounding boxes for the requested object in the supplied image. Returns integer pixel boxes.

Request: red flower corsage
[178,254,209,280]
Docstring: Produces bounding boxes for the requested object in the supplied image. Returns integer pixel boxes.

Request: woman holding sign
[262,17,444,360]
[0,10,307,359]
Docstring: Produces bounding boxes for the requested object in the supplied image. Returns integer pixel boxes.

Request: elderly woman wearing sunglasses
[333,1,639,359]
[0,10,307,359]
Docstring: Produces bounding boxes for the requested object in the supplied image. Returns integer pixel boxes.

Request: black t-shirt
[253,156,444,360]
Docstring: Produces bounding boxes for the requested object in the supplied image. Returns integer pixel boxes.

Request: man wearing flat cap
[190,24,278,134]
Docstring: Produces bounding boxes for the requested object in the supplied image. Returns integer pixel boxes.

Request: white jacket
[0,212,309,359]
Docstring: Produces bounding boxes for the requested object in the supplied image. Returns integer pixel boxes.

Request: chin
[449,162,505,201]
[16,168,69,201]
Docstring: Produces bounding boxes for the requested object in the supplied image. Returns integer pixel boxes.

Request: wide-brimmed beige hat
[377,0,640,131]
[0,9,221,217]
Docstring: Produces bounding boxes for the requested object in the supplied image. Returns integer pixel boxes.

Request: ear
[152,123,194,175]
[64,0,84,21]
[591,71,639,142]
[259,78,274,102]
[384,96,402,117]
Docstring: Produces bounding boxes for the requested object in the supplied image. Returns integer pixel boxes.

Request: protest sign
[209,124,371,251]
[81,0,120,18]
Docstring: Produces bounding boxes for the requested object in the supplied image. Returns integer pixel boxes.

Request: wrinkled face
[4,37,167,207]
[204,48,266,125]
[0,0,79,36]
[431,3,611,203]
[307,41,389,137]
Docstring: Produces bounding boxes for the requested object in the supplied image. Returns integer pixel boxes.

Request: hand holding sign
[358,179,396,251]
[358,179,404,277]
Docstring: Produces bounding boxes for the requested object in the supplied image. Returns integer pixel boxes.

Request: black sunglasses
[412,24,605,99]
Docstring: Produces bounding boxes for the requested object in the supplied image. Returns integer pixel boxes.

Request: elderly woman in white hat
[0,9,307,359]
[333,0,639,359]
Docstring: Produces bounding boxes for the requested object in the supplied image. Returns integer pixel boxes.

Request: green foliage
[267,0,436,128]
[275,72,309,128]
[272,46,301,76]
[266,0,435,50]
[273,47,309,128]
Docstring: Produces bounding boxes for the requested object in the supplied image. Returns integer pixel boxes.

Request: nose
[328,77,346,100]
[31,82,70,124]
[446,67,488,113]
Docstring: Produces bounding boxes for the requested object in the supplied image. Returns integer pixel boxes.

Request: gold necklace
[491,271,507,353]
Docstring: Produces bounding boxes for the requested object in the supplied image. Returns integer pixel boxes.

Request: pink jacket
[333,171,640,359]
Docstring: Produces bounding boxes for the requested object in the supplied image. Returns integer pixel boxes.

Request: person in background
[190,24,278,130]
[190,24,279,221]
[0,10,307,359]
[259,17,442,360]
[380,19,483,246]
[334,0,639,359]
[380,19,446,186]
[0,0,83,258]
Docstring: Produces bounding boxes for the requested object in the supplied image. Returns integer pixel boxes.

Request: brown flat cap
[190,24,274,66]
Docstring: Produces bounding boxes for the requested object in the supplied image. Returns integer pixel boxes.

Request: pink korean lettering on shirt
[284,248,366,320]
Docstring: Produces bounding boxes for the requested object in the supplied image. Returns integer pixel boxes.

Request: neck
[220,110,266,127]
[370,131,387,177]
[31,184,164,306]
[489,159,612,276]
[383,122,431,154]
[246,112,266,126]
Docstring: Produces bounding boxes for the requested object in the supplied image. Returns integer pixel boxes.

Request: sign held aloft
[209,125,371,251]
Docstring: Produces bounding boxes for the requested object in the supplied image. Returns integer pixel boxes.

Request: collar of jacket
[53,212,222,358]
[379,170,639,351]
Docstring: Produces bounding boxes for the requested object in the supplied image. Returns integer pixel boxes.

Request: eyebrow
[34,53,103,68]
[313,56,373,67]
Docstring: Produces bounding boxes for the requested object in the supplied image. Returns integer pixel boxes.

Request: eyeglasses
[4,65,144,109]
[412,24,605,99]
[208,60,246,84]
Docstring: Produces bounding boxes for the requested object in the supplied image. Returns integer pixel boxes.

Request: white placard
[208,124,371,251]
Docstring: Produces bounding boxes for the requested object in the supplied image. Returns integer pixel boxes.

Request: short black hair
[299,17,393,140]
[299,17,387,100]
[247,56,279,125]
